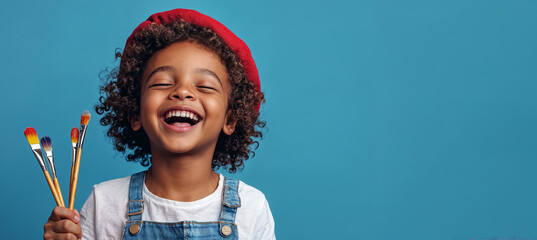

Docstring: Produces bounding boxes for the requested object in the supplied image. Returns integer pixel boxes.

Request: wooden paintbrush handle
[53,178,65,207]
[69,165,74,200]
[44,171,62,207]
[69,149,82,210]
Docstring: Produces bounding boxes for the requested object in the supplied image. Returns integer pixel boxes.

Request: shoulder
[80,175,132,240]
[91,175,131,208]
[92,175,131,194]
[80,174,132,220]
[221,177,267,212]
[228,177,269,212]
[81,174,131,214]
[229,177,276,239]
[237,179,267,202]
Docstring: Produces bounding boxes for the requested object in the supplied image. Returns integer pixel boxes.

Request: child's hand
[43,207,82,240]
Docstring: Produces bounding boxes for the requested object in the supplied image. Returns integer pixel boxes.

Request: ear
[130,115,142,131]
[222,110,237,136]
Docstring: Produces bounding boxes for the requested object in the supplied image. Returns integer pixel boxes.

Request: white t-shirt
[80,173,275,239]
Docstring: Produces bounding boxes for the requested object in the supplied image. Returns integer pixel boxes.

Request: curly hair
[95,20,265,173]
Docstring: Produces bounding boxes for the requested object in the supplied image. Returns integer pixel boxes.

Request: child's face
[131,40,235,157]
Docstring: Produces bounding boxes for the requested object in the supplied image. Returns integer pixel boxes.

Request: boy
[43,9,275,240]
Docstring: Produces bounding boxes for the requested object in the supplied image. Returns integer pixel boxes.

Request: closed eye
[197,86,217,91]
[149,83,172,88]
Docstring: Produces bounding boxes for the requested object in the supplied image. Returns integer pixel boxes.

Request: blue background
[1,0,536,239]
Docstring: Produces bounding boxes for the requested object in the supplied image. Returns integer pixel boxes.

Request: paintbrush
[69,127,78,199]
[69,110,90,210]
[24,127,62,206]
[41,136,65,207]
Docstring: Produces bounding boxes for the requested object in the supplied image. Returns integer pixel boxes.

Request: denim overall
[122,171,240,239]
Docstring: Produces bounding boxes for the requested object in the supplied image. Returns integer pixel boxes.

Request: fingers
[44,220,82,240]
[74,209,80,223]
[44,207,82,240]
[50,219,82,238]
[49,207,79,223]
[43,231,79,240]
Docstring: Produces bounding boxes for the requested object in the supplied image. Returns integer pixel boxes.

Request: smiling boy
[43,9,275,240]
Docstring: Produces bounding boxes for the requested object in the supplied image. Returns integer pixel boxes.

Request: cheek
[209,96,228,111]
[139,94,161,121]
[204,97,228,124]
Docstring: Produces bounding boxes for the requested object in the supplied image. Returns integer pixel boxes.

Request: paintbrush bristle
[41,136,52,152]
[71,127,79,143]
[24,127,39,145]
[80,110,91,125]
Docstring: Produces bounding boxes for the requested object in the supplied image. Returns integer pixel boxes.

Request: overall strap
[219,177,241,223]
[126,171,146,222]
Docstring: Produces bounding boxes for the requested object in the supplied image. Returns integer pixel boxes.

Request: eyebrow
[194,67,223,87]
[144,66,177,87]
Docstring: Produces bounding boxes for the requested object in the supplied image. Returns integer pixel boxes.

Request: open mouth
[163,110,202,127]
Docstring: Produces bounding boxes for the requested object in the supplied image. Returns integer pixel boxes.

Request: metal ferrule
[71,144,77,166]
[77,125,88,149]
[45,152,57,178]
[31,148,47,172]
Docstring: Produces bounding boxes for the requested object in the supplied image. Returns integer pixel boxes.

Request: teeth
[165,110,200,122]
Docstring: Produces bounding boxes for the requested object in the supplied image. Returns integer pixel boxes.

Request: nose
[170,84,196,101]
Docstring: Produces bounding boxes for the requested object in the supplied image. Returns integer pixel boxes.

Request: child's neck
[145,151,220,202]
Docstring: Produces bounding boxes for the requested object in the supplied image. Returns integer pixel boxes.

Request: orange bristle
[71,127,79,143]
[41,136,52,152]
[80,110,91,125]
[24,127,39,145]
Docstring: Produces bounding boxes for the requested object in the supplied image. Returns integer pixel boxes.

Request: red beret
[125,9,261,112]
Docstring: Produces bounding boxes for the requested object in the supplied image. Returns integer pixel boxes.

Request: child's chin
[164,141,206,154]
